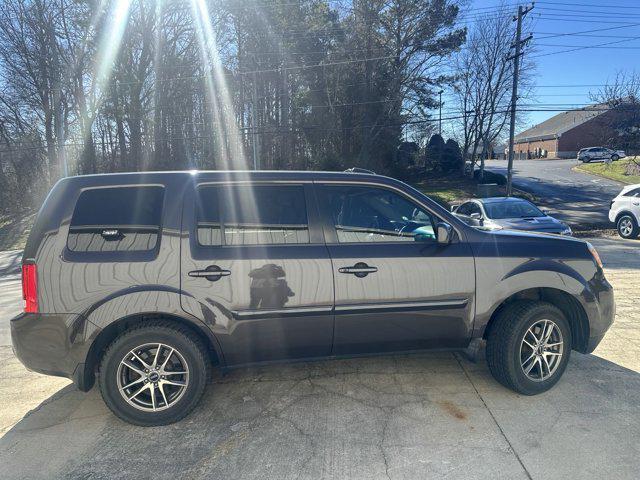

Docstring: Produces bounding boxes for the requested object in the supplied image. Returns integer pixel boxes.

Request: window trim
[316,181,454,246]
[193,182,317,248]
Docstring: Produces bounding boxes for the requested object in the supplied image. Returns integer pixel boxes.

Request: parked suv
[609,184,640,239]
[12,171,614,426]
[578,147,625,163]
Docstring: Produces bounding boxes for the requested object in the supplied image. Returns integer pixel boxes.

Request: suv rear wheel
[617,214,639,239]
[98,321,209,426]
[486,301,571,395]
[611,154,619,161]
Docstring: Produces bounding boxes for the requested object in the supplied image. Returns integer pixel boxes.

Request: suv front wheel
[98,321,210,426]
[486,301,571,395]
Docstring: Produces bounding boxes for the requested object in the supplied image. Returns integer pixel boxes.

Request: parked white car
[609,184,640,238]
[578,147,625,163]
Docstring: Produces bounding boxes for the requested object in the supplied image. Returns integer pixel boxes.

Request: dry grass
[576,157,640,185]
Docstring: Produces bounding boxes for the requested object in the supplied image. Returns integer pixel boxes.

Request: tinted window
[456,203,472,216]
[68,186,164,253]
[322,185,436,243]
[623,188,640,198]
[484,200,544,219]
[71,186,164,227]
[196,185,309,245]
[468,203,482,216]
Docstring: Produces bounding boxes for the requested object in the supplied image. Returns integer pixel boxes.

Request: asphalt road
[485,159,624,227]
[1,239,640,479]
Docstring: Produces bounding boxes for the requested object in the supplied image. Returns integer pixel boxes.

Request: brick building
[513,104,624,159]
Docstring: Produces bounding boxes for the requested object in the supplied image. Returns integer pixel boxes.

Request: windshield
[484,200,545,219]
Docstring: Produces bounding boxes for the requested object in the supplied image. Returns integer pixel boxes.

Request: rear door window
[196,184,310,246]
[67,186,164,252]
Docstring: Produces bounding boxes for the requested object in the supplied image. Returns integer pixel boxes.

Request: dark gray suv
[11,171,615,426]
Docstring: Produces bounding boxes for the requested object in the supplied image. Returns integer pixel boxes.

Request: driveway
[1,239,640,480]
[484,159,624,227]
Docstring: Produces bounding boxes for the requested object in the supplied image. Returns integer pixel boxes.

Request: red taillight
[22,263,38,313]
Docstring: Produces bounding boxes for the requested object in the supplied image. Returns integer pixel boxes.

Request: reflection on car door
[180,182,334,365]
[317,183,476,354]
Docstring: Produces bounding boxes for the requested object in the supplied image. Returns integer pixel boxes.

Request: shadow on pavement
[1,352,639,480]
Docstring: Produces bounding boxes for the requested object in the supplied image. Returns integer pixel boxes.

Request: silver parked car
[578,147,625,163]
[453,197,572,235]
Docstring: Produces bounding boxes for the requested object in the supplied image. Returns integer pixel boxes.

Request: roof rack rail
[344,167,376,174]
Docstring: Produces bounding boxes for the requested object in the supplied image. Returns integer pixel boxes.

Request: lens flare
[190,0,248,170]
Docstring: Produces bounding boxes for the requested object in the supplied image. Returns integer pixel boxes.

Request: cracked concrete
[1,237,639,479]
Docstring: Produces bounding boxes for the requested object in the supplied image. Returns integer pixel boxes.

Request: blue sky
[464,0,640,130]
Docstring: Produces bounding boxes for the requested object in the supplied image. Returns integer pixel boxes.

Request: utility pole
[438,90,444,136]
[506,3,534,196]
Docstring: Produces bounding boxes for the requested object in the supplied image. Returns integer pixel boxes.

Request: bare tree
[590,71,640,174]
[453,3,533,178]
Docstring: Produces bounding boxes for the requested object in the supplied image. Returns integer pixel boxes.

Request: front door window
[321,185,437,242]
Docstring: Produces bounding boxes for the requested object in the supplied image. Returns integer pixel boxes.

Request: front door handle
[338,262,378,278]
[188,265,231,282]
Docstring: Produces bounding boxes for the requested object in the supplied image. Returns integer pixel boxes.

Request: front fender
[473,258,593,338]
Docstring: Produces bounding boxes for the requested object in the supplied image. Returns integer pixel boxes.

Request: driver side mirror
[436,222,454,245]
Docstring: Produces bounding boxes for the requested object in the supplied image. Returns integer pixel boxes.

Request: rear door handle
[188,265,231,281]
[338,262,378,278]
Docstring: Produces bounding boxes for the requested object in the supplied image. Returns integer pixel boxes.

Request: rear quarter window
[67,186,164,253]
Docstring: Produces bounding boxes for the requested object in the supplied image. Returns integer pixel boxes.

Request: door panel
[180,183,334,366]
[317,183,475,355]
[329,243,474,354]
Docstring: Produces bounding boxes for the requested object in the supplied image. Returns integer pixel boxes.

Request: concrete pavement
[1,238,639,480]
[485,159,624,227]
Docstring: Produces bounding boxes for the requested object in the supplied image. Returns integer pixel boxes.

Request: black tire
[98,321,210,426]
[486,301,572,395]
[616,214,639,239]
[580,158,590,163]
[611,154,619,161]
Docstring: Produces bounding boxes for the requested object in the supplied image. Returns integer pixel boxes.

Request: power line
[535,1,640,10]
[531,14,640,24]
[533,22,640,39]
[536,7,640,18]
[538,42,640,49]
[531,35,640,58]
[6,104,637,155]
[536,33,640,40]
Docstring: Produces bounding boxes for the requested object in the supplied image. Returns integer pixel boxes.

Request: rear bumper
[10,312,94,391]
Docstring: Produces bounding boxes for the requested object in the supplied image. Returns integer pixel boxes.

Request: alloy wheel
[619,217,633,237]
[519,319,564,382]
[117,343,190,412]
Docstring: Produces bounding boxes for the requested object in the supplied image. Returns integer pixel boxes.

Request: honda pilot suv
[11,171,614,426]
